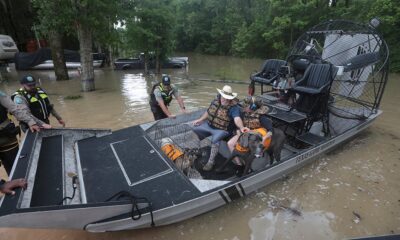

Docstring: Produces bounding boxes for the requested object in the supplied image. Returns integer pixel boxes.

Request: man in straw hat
[192,85,249,171]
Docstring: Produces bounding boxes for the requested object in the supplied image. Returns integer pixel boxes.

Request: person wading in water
[149,75,186,120]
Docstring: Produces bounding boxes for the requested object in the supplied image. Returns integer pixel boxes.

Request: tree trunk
[156,55,160,74]
[48,30,69,81]
[77,23,95,91]
[144,53,148,74]
[108,45,114,68]
[4,0,19,43]
[156,42,161,74]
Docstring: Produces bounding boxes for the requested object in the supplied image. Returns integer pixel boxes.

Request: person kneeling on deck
[192,85,249,171]
[149,75,186,120]
[227,96,273,168]
[12,75,65,132]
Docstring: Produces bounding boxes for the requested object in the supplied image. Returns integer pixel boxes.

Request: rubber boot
[203,143,219,171]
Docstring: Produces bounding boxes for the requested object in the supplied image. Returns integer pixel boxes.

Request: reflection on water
[121,73,149,110]
[249,209,336,240]
[0,54,399,239]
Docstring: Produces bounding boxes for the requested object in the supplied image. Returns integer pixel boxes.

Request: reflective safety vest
[234,128,272,153]
[242,106,269,129]
[161,143,184,161]
[150,83,174,106]
[207,98,235,131]
[12,87,52,123]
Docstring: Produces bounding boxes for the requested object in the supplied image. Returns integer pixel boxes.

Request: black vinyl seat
[292,63,335,96]
[290,63,337,134]
[250,59,287,85]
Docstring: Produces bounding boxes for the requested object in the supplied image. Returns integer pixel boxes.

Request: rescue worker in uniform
[149,75,186,120]
[0,90,49,175]
[227,96,273,165]
[192,85,249,171]
[12,75,65,132]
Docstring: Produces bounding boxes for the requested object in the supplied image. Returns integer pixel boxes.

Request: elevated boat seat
[250,59,287,85]
[291,63,336,115]
[290,63,337,135]
[250,59,288,94]
[291,63,335,95]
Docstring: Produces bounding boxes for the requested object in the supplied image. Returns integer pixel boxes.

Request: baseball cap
[20,75,36,85]
[162,75,171,85]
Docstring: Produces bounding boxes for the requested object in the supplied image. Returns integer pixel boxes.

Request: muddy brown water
[0,53,399,239]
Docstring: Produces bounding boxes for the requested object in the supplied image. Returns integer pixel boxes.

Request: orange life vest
[234,128,272,153]
[253,128,272,149]
[161,143,184,161]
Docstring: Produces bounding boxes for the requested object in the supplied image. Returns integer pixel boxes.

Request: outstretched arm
[10,94,51,131]
[230,105,249,133]
[234,116,249,133]
[193,111,208,126]
[50,107,65,127]
[157,99,174,118]
[175,95,186,113]
[0,178,27,195]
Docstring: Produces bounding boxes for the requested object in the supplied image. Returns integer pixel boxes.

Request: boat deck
[76,125,201,209]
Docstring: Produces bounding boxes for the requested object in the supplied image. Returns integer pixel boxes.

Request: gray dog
[217,128,286,176]
[265,128,285,165]
[217,132,264,176]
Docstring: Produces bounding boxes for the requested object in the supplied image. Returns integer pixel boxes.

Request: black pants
[150,104,168,120]
[0,144,19,175]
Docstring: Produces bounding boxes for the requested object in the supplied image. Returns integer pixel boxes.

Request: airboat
[0,19,389,232]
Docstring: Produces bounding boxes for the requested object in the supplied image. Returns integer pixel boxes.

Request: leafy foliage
[30,0,400,72]
[124,0,175,71]
[173,0,400,71]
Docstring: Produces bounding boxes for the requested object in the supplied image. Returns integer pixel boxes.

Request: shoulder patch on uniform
[0,91,6,97]
[14,96,23,104]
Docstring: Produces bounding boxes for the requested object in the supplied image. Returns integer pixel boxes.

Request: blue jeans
[193,122,229,144]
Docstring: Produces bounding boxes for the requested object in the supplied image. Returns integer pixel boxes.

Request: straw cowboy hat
[217,85,237,100]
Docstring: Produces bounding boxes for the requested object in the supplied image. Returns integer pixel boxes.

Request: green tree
[32,0,71,81]
[72,0,125,91]
[125,0,175,74]
[33,0,125,91]
[368,0,400,71]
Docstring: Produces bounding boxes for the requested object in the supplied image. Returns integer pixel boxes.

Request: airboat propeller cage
[288,19,389,119]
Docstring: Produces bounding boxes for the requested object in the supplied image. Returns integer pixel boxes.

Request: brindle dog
[175,148,203,179]
[161,138,203,179]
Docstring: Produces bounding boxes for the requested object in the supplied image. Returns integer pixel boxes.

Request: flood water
[0,53,399,239]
